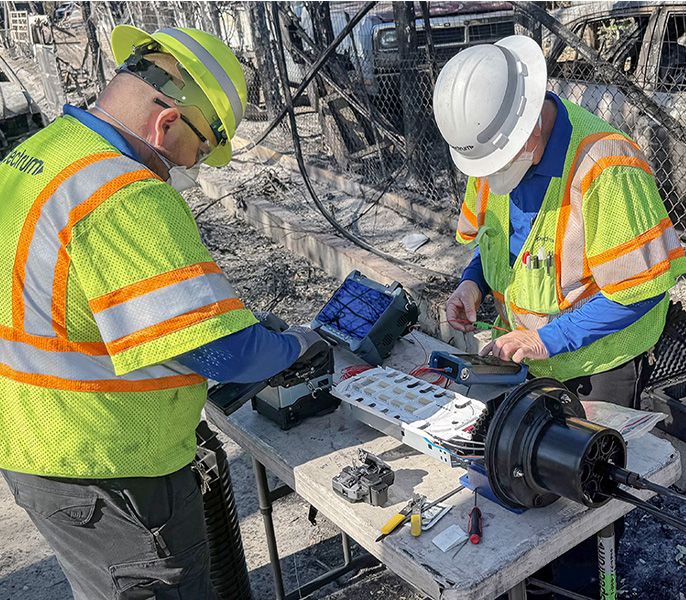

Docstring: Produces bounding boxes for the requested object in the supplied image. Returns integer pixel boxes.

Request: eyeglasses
[153,97,212,162]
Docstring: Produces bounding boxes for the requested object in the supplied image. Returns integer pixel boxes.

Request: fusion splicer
[207,341,340,430]
[429,352,528,386]
[251,344,339,430]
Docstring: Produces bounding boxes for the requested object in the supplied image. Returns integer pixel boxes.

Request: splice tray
[333,367,487,468]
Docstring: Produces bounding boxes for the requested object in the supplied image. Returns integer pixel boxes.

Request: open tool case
[333,366,487,467]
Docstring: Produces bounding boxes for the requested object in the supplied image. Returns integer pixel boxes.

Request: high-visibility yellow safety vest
[456,99,686,382]
[0,115,257,478]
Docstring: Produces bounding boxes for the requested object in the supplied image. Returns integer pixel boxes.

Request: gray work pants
[1,465,217,600]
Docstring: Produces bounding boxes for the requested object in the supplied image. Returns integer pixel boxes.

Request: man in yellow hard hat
[0,25,327,599]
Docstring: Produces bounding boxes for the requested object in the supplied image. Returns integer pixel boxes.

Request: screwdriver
[468,491,483,544]
[453,490,484,558]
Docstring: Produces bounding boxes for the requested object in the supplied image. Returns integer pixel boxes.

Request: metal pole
[252,458,286,600]
[507,580,528,600]
[598,523,617,600]
[341,532,352,566]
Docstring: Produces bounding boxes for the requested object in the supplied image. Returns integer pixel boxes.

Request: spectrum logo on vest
[1,149,44,176]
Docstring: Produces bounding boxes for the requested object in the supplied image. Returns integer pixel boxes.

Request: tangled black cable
[268,3,456,282]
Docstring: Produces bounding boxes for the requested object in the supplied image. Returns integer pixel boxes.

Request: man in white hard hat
[433,35,686,596]
[434,34,685,409]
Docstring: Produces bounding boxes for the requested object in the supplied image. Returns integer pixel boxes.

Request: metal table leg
[507,580,527,600]
[341,531,352,566]
[597,523,617,600]
[252,458,378,600]
[252,457,286,600]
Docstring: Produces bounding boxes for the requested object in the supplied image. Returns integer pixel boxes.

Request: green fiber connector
[473,321,494,331]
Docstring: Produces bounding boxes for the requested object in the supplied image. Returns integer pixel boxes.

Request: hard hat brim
[111,24,155,65]
[111,25,235,168]
[449,35,548,178]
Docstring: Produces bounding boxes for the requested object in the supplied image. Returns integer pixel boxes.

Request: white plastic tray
[333,367,487,467]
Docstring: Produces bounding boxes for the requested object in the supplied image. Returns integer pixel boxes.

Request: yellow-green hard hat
[111,25,246,167]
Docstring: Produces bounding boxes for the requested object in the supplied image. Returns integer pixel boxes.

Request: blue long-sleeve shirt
[65,104,301,382]
[458,93,663,357]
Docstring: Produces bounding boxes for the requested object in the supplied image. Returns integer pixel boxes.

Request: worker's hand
[271,326,331,387]
[446,281,482,333]
[283,325,328,360]
[254,310,289,333]
[479,330,549,363]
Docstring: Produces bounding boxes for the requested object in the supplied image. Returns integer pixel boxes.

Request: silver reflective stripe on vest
[158,28,244,125]
[0,337,194,381]
[23,155,144,336]
[591,225,682,289]
[559,135,643,307]
[93,272,238,344]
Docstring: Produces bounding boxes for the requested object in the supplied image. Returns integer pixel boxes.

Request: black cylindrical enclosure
[485,378,627,510]
[533,417,625,506]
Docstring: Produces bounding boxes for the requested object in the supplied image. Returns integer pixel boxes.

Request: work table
[207,331,680,599]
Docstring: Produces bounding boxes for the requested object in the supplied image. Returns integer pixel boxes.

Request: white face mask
[168,164,200,192]
[93,104,201,192]
[487,117,541,196]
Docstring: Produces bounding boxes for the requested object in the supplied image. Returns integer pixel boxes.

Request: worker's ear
[152,106,181,147]
[532,117,543,141]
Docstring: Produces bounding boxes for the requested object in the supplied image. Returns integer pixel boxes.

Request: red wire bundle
[341,364,373,380]
[409,365,450,386]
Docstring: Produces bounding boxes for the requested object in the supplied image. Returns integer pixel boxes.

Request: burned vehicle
[0,56,46,159]
[546,1,686,231]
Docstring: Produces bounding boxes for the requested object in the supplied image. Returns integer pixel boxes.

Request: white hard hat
[433,35,547,177]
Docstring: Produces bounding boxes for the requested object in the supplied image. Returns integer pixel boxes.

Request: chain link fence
[224,1,686,241]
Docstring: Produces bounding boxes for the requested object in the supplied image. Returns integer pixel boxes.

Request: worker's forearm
[538,292,665,356]
[460,250,490,298]
[176,324,301,383]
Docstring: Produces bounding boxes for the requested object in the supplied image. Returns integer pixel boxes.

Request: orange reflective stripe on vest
[4,152,208,392]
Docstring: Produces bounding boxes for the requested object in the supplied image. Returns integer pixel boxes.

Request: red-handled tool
[452,490,484,558]
[468,491,483,544]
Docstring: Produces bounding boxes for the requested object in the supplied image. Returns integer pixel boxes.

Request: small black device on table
[207,342,339,430]
[331,449,395,506]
